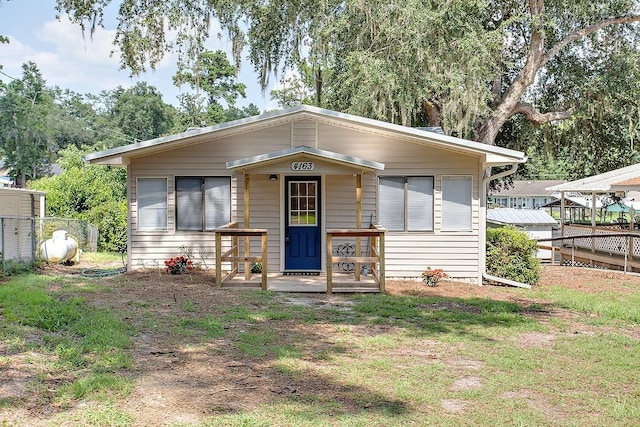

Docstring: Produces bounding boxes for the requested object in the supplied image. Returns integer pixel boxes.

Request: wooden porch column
[355,174,362,281]
[244,174,251,280]
[326,232,333,294]
[560,191,566,236]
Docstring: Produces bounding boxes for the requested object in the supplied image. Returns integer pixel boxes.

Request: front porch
[219,272,381,293]
[214,223,386,293]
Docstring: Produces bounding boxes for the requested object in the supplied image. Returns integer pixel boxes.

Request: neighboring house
[85,105,526,284]
[489,180,565,209]
[0,187,46,262]
[487,208,558,260]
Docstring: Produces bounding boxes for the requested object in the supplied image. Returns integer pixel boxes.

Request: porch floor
[219,272,382,293]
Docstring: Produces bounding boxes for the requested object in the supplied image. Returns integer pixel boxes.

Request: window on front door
[288,180,317,225]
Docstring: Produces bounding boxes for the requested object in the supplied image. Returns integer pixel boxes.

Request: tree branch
[542,15,640,68]
[513,101,577,125]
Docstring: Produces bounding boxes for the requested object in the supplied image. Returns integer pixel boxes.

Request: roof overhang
[226,145,385,172]
[546,163,640,193]
[84,105,526,167]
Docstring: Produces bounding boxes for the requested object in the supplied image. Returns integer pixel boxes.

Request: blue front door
[285,177,321,270]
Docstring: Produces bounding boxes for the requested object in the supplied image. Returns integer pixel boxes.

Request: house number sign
[291,161,314,171]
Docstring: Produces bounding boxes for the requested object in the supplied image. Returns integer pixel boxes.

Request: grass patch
[0,273,133,409]
[530,285,640,323]
[236,330,277,357]
[176,315,225,338]
[58,373,132,403]
[3,267,640,426]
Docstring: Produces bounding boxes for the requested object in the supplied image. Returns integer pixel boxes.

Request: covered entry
[285,176,321,271]
[221,145,386,291]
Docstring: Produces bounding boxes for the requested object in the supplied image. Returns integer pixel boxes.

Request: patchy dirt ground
[3,265,640,426]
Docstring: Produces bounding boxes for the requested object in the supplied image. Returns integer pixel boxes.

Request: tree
[104,82,177,142]
[0,62,57,186]
[29,146,128,252]
[173,50,248,127]
[55,0,640,147]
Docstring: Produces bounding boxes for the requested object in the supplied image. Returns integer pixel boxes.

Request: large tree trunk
[474,0,640,145]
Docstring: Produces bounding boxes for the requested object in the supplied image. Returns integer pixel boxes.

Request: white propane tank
[40,230,80,264]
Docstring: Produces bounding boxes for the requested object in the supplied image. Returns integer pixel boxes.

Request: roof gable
[226,145,385,171]
[85,105,526,166]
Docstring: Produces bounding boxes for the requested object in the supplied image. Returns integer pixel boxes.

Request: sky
[0,0,276,110]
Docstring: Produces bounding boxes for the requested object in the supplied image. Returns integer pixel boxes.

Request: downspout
[481,163,532,289]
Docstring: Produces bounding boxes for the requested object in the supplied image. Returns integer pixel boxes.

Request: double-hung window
[137,178,168,231]
[441,176,472,231]
[176,177,231,231]
[378,176,434,231]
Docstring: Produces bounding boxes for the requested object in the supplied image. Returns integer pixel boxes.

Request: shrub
[164,256,193,274]
[486,226,540,285]
[421,267,448,286]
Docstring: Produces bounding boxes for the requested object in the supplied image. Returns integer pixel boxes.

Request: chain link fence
[1,216,98,274]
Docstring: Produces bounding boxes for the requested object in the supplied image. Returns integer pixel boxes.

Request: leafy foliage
[0,62,58,185]
[104,82,177,142]
[29,146,127,252]
[486,226,541,285]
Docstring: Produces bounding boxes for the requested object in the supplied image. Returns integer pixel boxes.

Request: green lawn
[1,267,639,426]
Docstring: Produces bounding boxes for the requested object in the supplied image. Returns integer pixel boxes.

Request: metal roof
[546,163,640,193]
[84,105,526,166]
[487,208,558,226]
[0,187,46,196]
[226,145,385,171]
[490,180,566,197]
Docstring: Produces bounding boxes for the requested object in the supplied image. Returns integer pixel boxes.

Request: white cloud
[0,12,272,110]
[1,15,178,99]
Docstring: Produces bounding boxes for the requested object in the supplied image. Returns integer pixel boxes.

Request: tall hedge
[486,226,540,285]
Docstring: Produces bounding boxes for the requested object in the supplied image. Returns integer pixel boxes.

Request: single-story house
[85,105,526,285]
[487,208,558,260]
[489,180,565,209]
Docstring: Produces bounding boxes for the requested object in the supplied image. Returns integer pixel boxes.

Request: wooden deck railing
[214,222,268,290]
[538,224,640,272]
[326,224,386,294]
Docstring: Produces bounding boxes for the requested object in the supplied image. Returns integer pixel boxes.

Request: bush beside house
[486,226,540,285]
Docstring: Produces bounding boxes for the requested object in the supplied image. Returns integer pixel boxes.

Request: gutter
[482,162,532,289]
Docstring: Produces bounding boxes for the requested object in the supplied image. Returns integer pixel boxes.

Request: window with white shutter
[442,176,472,231]
[137,178,168,230]
[379,176,434,231]
[176,177,231,231]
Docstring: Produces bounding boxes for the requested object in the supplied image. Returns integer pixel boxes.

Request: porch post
[244,174,251,280]
[355,174,362,281]
[560,191,566,235]
[591,192,596,228]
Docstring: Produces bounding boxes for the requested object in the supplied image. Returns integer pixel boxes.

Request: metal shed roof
[490,180,566,197]
[487,208,558,226]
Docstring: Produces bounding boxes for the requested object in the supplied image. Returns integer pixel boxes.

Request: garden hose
[80,252,127,278]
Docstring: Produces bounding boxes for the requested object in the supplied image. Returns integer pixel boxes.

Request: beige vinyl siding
[246,174,281,271]
[128,124,296,270]
[316,124,483,281]
[292,120,317,147]
[324,174,376,230]
[126,118,486,281]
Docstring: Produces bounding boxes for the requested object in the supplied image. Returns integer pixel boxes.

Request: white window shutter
[138,178,167,230]
[407,177,434,231]
[442,176,472,231]
[379,177,405,231]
